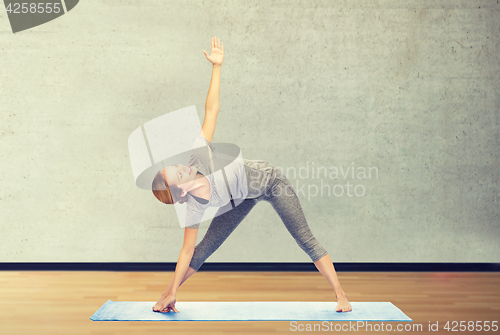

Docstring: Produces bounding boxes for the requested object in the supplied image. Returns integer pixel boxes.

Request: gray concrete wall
[1,0,498,262]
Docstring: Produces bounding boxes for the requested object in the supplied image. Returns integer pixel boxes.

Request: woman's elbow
[205,108,219,117]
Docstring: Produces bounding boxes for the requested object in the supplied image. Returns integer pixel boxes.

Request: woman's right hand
[153,299,168,312]
[203,36,224,66]
[153,295,179,313]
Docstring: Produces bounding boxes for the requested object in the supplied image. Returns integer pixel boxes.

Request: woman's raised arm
[201,36,224,143]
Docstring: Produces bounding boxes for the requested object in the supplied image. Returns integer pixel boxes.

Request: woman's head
[151,164,198,204]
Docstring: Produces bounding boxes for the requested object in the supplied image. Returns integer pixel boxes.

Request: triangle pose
[151,36,352,314]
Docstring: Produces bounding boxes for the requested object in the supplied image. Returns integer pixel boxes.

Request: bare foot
[336,293,352,312]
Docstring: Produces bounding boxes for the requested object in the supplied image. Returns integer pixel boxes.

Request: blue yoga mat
[90,300,412,322]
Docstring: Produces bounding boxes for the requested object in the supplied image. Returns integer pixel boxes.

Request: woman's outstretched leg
[264,175,352,312]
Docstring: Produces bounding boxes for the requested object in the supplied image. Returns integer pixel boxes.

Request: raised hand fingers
[211,36,222,51]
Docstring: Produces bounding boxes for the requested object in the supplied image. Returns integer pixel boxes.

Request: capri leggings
[188,170,328,271]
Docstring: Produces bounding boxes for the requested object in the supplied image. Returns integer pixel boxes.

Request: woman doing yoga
[151,36,352,314]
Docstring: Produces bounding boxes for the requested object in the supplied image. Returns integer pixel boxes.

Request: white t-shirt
[184,134,278,229]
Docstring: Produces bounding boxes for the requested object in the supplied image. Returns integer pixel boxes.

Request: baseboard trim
[0,262,499,271]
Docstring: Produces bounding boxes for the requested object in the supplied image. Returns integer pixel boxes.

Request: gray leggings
[189,172,328,271]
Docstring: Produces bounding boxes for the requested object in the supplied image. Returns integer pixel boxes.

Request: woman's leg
[263,175,352,312]
[167,199,260,294]
[158,200,258,304]
[167,200,258,293]
[188,198,260,272]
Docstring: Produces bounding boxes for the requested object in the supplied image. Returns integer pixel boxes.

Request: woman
[152,36,352,314]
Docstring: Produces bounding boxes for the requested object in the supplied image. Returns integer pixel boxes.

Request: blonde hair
[151,169,187,205]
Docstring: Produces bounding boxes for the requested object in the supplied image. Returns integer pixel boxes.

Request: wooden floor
[0,271,499,334]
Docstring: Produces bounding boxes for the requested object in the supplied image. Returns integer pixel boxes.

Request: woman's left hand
[152,295,179,313]
[203,36,224,66]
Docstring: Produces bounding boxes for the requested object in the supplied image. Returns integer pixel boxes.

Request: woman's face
[163,164,198,197]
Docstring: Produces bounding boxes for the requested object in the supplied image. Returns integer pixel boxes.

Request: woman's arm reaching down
[153,227,198,313]
[170,227,199,296]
